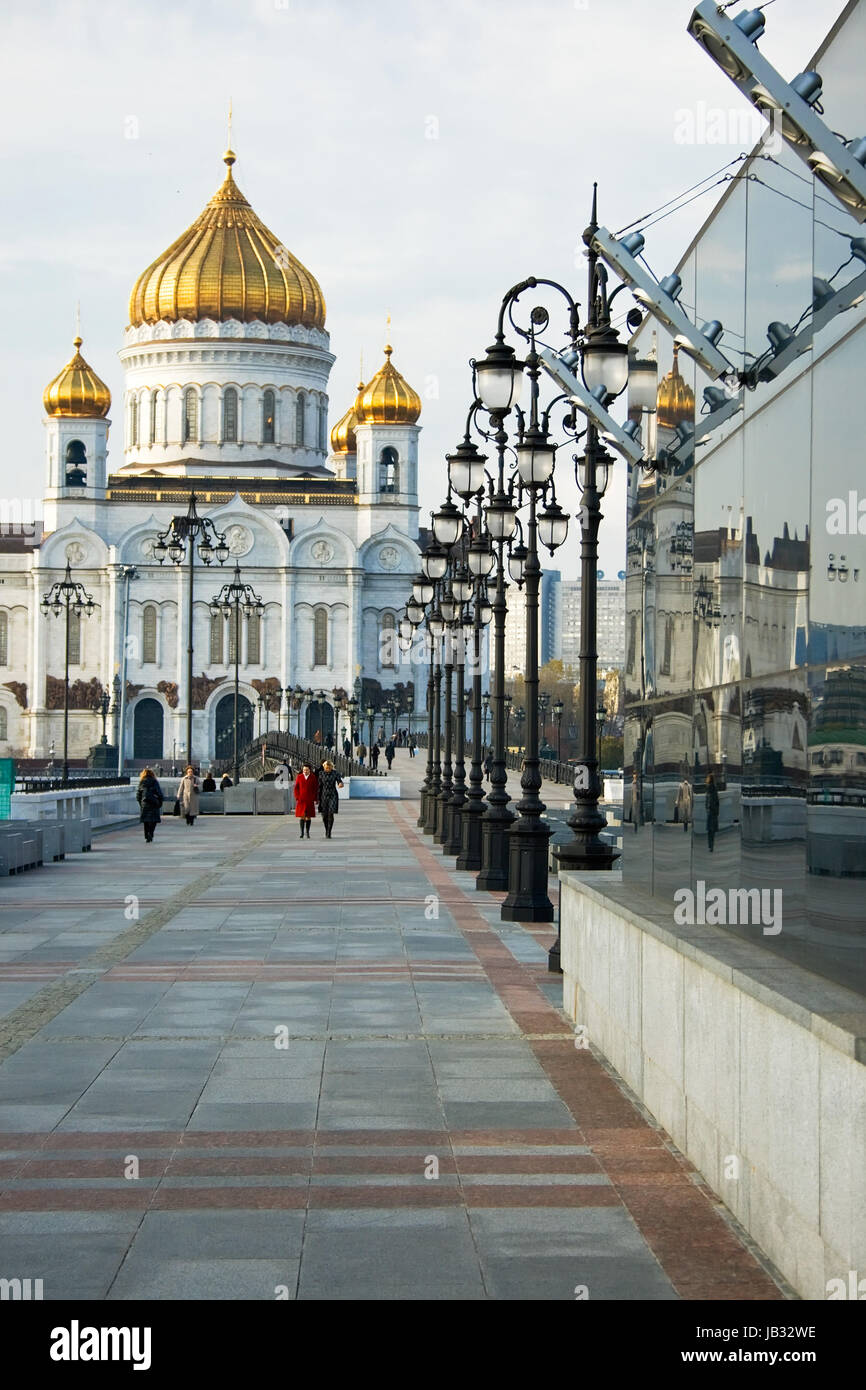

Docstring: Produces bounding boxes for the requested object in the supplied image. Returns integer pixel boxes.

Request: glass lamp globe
[538,500,569,553]
[432,498,464,547]
[475,338,525,413]
[582,326,629,399]
[446,439,487,501]
[516,429,555,487]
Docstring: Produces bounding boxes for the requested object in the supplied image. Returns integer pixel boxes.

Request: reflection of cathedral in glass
[621,0,866,997]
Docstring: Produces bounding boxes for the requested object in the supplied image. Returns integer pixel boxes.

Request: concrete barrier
[223,784,256,815]
[255,783,291,814]
[11,784,138,830]
[559,869,866,1300]
[198,792,225,816]
[347,777,400,799]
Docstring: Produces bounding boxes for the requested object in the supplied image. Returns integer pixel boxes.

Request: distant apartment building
[503,570,560,677]
[557,576,626,673]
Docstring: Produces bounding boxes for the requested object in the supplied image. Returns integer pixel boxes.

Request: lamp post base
[500,821,553,922]
[476,808,514,891]
[418,789,428,828]
[456,802,484,871]
[434,791,451,845]
[423,788,439,835]
[443,799,465,856]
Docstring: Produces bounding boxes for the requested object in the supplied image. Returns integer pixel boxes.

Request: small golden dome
[330,380,365,454]
[128,151,326,330]
[43,337,111,418]
[656,344,695,430]
[356,346,421,426]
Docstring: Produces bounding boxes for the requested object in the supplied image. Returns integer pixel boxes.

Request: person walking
[408,734,416,759]
[483,748,492,781]
[178,766,200,826]
[705,772,720,852]
[317,760,344,839]
[371,742,380,772]
[675,778,692,832]
[343,736,352,759]
[385,738,395,770]
[137,767,164,844]
[356,741,367,768]
[293,763,319,839]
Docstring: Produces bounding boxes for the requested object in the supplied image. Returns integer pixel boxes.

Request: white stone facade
[4,319,424,764]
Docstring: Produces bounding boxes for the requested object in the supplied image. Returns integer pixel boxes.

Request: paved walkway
[0,760,785,1300]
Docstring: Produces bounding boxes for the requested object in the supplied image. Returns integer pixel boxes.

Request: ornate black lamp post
[514,706,525,752]
[154,492,229,764]
[553,697,564,761]
[209,564,263,784]
[425,601,445,833]
[443,566,474,856]
[476,427,519,892]
[482,691,490,748]
[346,695,359,745]
[315,689,327,743]
[409,553,438,825]
[539,690,551,745]
[551,193,629,897]
[366,702,375,754]
[41,562,97,786]
[92,689,110,744]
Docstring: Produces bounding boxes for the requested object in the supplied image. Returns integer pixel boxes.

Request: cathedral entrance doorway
[215,693,253,763]
[133,699,164,761]
[305,699,334,745]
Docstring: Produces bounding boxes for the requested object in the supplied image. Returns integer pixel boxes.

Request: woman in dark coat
[137,768,164,843]
[293,764,319,839]
[317,760,344,839]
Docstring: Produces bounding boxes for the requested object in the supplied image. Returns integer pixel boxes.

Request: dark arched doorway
[215,693,254,762]
[305,699,334,744]
[133,698,164,760]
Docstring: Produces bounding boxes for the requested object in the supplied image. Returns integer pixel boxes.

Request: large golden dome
[356,346,421,425]
[128,151,326,330]
[43,337,111,418]
[656,344,695,430]
[330,380,364,454]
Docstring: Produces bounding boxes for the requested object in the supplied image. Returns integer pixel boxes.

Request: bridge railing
[214,730,376,783]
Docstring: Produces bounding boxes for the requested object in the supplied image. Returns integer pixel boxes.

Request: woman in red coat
[293,764,319,838]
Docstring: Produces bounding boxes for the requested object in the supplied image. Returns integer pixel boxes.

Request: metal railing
[16,773,132,793]
[412,732,576,785]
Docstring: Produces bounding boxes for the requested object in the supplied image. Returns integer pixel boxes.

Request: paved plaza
[0,757,787,1300]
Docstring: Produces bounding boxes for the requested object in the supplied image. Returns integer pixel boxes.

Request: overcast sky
[0,0,843,577]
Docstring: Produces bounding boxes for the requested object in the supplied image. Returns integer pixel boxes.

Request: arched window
[262,389,275,445]
[380,611,396,670]
[210,611,224,664]
[223,388,238,443]
[247,611,262,665]
[379,447,398,494]
[0,612,8,667]
[318,400,327,452]
[149,391,158,444]
[183,388,198,444]
[0,706,7,739]
[65,440,87,486]
[142,606,157,664]
[69,609,81,665]
[313,608,327,667]
[130,396,138,447]
[296,392,306,446]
